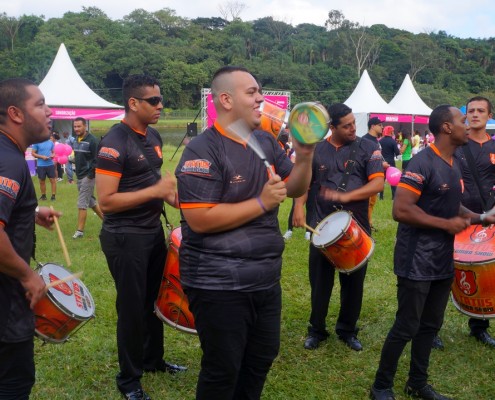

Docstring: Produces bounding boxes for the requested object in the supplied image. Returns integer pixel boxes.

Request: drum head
[40,263,95,319]
[454,225,495,263]
[312,211,351,247]
[289,102,330,144]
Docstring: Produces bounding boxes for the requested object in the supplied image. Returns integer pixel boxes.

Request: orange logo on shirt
[98,147,120,161]
[154,146,163,159]
[0,176,20,200]
[181,159,211,174]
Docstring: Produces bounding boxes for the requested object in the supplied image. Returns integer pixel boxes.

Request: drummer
[369,105,495,400]
[293,103,384,351]
[0,78,60,398]
[96,74,186,400]
[175,66,315,399]
[433,96,495,349]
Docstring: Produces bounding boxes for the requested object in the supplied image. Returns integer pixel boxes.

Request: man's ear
[218,92,233,111]
[7,105,24,124]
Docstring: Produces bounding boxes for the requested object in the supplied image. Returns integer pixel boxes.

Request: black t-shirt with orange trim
[96,122,164,234]
[454,135,495,213]
[0,131,37,342]
[175,123,293,291]
[309,137,384,231]
[395,144,463,280]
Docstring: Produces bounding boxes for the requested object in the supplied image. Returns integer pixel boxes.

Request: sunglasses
[134,96,163,106]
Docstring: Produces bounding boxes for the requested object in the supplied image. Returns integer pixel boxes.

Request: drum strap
[337,138,361,192]
[462,145,494,212]
[123,124,173,232]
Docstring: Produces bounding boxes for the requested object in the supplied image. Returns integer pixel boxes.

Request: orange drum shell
[452,225,495,319]
[34,291,86,343]
[155,228,197,335]
[314,214,374,274]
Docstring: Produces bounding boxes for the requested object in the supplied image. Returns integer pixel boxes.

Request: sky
[2,0,495,39]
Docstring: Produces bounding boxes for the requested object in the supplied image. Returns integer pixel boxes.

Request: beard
[23,110,51,146]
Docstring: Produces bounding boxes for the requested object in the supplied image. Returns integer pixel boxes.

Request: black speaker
[187,122,198,137]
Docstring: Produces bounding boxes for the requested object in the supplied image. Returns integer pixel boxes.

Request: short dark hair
[122,74,160,112]
[211,65,252,100]
[0,78,36,124]
[429,105,453,136]
[327,103,352,127]
[74,117,87,126]
[466,96,493,115]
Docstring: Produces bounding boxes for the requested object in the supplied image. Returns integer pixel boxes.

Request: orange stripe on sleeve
[180,202,217,209]
[368,172,385,181]
[96,168,122,178]
[398,182,421,196]
[0,220,5,228]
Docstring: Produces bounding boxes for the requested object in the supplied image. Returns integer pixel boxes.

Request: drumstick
[228,119,275,178]
[45,271,83,291]
[304,223,319,236]
[50,206,72,267]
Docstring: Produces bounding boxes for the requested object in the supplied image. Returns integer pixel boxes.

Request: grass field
[30,146,494,400]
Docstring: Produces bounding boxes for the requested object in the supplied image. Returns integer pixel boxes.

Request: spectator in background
[31,137,56,201]
[60,131,75,183]
[400,130,413,171]
[380,126,401,200]
[412,129,421,156]
[50,132,64,182]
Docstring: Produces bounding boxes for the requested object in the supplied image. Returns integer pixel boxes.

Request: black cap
[368,117,383,129]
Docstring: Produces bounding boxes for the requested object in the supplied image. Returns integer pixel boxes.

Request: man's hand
[259,174,287,211]
[20,269,45,309]
[36,207,62,230]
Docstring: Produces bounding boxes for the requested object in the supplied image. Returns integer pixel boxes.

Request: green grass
[31,149,494,399]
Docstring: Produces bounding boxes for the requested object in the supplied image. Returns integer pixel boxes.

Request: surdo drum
[155,227,197,334]
[34,263,95,343]
[452,225,495,319]
[312,211,375,274]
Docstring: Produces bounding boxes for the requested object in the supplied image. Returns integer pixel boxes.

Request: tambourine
[288,102,330,144]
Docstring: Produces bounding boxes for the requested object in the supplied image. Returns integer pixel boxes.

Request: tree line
[1,7,494,110]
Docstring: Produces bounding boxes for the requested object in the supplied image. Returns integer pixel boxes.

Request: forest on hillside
[1,7,494,110]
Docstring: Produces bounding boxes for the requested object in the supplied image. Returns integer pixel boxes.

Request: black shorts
[37,165,56,180]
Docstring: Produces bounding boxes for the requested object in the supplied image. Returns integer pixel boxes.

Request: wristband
[480,213,488,226]
[256,197,268,213]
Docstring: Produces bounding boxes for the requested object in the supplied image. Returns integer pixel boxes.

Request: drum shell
[312,211,374,274]
[288,102,330,144]
[155,227,197,334]
[452,225,495,319]
[34,263,95,343]
[259,100,289,140]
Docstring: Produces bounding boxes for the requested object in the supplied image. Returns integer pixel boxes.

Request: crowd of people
[1,69,495,400]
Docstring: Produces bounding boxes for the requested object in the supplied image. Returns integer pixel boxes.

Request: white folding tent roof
[344,70,395,135]
[39,43,123,120]
[388,74,432,116]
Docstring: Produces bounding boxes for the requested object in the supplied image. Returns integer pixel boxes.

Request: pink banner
[370,113,430,124]
[206,95,290,128]
[50,108,124,120]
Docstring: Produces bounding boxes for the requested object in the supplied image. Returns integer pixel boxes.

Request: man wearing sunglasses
[96,75,186,400]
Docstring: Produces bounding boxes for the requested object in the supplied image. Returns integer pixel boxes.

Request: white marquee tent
[39,43,123,132]
[344,70,395,136]
[388,74,432,116]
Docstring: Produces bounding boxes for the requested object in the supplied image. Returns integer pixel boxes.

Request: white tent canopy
[388,74,432,116]
[344,70,395,135]
[39,43,123,112]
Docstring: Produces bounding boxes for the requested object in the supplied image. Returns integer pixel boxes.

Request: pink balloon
[54,143,65,156]
[58,155,68,164]
[63,144,73,156]
[386,166,402,186]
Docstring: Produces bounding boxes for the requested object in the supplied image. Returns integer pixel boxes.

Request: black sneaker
[39,194,47,201]
[470,330,495,347]
[404,384,453,400]
[122,389,151,400]
[370,385,396,400]
[431,335,444,350]
[50,194,56,201]
[144,360,187,374]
